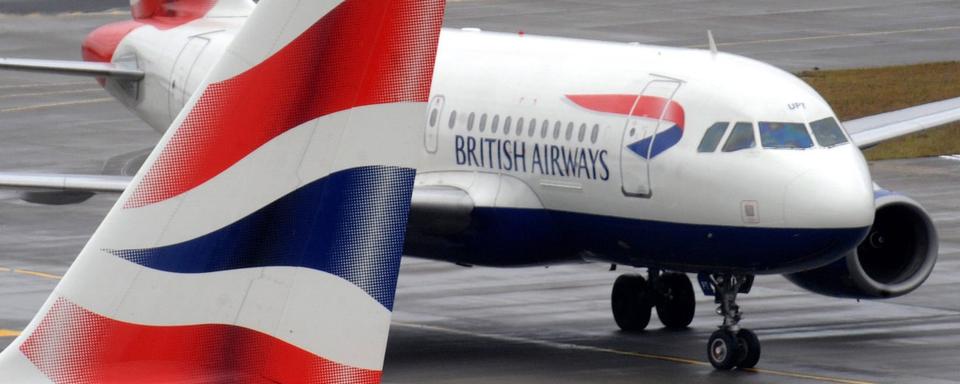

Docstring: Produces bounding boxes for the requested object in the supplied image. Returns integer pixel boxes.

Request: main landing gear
[611,270,696,332]
[611,270,761,371]
[702,273,760,370]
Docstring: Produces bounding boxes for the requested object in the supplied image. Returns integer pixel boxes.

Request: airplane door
[620,79,682,197]
[424,95,445,153]
[168,36,210,121]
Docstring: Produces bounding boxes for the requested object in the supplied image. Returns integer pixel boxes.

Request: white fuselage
[103,21,875,272]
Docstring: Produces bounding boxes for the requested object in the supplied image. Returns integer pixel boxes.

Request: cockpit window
[810,117,849,147]
[759,122,813,149]
[722,122,756,152]
[698,122,729,152]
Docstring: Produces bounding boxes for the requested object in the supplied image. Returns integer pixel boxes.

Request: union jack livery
[0,0,445,382]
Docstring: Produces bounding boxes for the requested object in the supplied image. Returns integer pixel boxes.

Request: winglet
[0,1,446,382]
[708,30,719,57]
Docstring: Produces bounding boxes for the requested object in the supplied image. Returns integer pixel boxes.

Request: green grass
[798,62,960,160]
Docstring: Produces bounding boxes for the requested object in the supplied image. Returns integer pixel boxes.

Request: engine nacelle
[784,191,938,299]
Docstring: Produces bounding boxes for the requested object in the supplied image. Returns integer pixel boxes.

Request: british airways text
[454,135,610,181]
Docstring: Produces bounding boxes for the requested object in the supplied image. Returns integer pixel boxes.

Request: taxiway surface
[1,1,959,383]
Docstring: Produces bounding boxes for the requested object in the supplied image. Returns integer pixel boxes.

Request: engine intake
[784,191,938,299]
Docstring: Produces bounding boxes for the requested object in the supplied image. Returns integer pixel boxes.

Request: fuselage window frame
[698,122,730,153]
[722,122,757,152]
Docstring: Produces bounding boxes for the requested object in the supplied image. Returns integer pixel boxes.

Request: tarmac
[1,1,960,383]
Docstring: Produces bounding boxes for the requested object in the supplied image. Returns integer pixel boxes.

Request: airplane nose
[783,153,875,229]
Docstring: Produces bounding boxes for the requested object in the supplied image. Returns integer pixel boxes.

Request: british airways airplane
[0,0,957,375]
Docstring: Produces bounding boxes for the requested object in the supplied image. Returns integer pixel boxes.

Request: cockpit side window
[759,122,813,149]
[722,122,756,152]
[698,122,729,152]
[810,117,849,147]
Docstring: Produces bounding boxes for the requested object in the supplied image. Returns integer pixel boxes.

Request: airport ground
[1,1,960,383]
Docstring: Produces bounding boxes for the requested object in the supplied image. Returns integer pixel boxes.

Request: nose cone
[784,147,875,228]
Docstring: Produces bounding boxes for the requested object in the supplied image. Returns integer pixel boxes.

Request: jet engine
[784,191,938,299]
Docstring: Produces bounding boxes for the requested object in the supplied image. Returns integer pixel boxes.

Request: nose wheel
[701,273,760,370]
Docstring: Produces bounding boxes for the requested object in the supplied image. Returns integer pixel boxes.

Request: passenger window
[722,122,756,152]
[529,119,537,137]
[516,118,524,136]
[759,122,813,149]
[467,112,475,131]
[553,122,562,139]
[810,117,849,147]
[566,122,574,141]
[479,114,488,132]
[492,115,500,133]
[591,124,600,143]
[448,110,457,129]
[698,122,729,152]
[541,120,550,138]
[504,117,512,135]
[578,124,586,142]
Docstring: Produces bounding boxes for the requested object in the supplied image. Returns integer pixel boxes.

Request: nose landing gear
[611,270,760,370]
[701,273,760,370]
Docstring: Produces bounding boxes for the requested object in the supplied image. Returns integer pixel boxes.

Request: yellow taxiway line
[0,97,113,113]
[0,330,21,338]
[394,322,875,384]
[0,267,62,280]
[0,268,873,383]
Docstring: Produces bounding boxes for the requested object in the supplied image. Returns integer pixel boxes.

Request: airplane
[1,0,959,372]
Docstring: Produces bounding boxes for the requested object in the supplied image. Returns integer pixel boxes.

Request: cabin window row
[446,110,601,144]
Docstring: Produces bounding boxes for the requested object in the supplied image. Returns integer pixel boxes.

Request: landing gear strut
[611,270,696,332]
[702,273,760,370]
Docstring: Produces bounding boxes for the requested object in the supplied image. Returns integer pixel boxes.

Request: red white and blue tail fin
[0,0,445,382]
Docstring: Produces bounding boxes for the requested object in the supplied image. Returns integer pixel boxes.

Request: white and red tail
[0,0,445,382]
[129,0,254,21]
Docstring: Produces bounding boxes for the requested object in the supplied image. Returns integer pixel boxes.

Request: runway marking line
[0,267,63,280]
[0,266,882,384]
[0,97,113,113]
[393,322,876,384]
[0,329,20,338]
[0,88,102,99]
[687,25,960,49]
[0,81,89,91]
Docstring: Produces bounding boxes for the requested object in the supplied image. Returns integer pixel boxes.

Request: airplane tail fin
[0,0,445,382]
[130,0,254,20]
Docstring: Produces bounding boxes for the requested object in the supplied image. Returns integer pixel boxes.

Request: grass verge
[798,61,960,161]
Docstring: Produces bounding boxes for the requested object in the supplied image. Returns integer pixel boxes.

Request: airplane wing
[0,172,128,193]
[0,58,144,80]
[844,96,960,149]
[0,171,476,230]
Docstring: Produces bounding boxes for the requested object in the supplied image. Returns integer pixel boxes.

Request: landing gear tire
[655,272,695,329]
[707,329,740,370]
[703,273,762,370]
[735,329,761,369]
[611,274,652,332]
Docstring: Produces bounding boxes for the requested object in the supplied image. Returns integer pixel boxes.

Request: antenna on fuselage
[707,30,718,57]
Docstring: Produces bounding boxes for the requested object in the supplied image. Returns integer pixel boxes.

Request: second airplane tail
[0,0,445,382]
